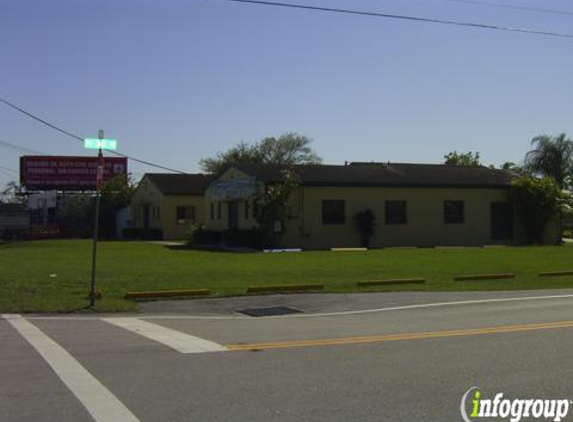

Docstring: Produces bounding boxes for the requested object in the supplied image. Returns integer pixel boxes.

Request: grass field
[2,240,573,313]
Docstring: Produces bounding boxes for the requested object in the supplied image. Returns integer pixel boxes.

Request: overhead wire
[0,96,187,174]
[422,0,573,17]
[206,0,573,38]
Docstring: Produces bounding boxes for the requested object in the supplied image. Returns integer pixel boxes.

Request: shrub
[222,229,263,249]
[122,228,163,240]
[188,227,223,245]
[509,176,561,244]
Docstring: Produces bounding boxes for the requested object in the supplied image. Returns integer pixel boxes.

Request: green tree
[1,181,25,204]
[58,194,93,237]
[510,176,562,244]
[444,151,481,166]
[252,169,300,248]
[58,175,135,238]
[200,132,322,174]
[99,175,136,238]
[199,141,262,175]
[500,162,523,172]
[524,133,573,189]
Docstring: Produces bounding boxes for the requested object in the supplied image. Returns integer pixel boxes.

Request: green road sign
[84,138,118,150]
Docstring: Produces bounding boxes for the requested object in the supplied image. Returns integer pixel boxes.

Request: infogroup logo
[461,387,571,422]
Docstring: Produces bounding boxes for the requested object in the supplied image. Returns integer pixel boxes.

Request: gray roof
[144,173,215,195]
[233,162,513,188]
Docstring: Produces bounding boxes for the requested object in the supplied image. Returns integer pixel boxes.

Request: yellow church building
[131,162,558,248]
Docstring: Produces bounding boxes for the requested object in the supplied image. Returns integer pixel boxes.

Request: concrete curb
[453,273,516,282]
[330,248,368,252]
[125,289,211,300]
[247,284,325,294]
[538,271,573,278]
[358,278,426,286]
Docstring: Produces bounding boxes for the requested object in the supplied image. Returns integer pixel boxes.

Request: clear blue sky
[1,0,572,187]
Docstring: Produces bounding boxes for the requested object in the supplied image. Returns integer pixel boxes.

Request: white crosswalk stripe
[102,317,228,353]
[2,314,142,422]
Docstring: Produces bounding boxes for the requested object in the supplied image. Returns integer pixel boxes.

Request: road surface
[2,290,573,422]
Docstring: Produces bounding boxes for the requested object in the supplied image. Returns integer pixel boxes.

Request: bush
[186,227,263,248]
[122,228,163,240]
[190,228,223,245]
[223,229,263,249]
[510,176,561,244]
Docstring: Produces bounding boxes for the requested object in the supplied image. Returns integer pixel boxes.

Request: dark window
[244,201,249,220]
[210,203,214,220]
[444,201,464,224]
[217,203,222,220]
[176,206,195,225]
[322,200,345,225]
[385,201,407,225]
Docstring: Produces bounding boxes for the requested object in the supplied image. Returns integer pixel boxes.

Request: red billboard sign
[20,156,128,191]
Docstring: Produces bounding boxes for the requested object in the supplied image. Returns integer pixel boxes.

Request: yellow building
[130,173,214,240]
[203,163,558,249]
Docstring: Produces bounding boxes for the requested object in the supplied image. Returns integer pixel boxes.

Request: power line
[0,97,85,142]
[0,168,16,179]
[423,0,573,17]
[109,150,186,174]
[0,96,187,174]
[0,139,48,156]
[0,165,18,174]
[0,165,18,181]
[207,0,573,38]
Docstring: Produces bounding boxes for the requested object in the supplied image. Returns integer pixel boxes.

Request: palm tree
[525,133,573,189]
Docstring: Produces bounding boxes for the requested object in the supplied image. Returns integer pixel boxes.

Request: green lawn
[2,240,573,313]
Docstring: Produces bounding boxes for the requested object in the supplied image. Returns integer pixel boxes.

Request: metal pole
[90,175,101,306]
[89,131,104,307]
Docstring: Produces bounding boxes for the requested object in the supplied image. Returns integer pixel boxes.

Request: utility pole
[89,129,105,307]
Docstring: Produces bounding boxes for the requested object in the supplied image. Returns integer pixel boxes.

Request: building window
[217,203,222,220]
[444,201,464,224]
[210,203,215,220]
[156,206,160,221]
[176,206,195,225]
[385,201,407,225]
[244,201,249,220]
[322,200,345,225]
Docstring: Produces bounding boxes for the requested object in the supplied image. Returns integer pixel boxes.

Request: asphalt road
[3,290,573,422]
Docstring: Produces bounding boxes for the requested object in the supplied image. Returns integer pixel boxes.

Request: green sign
[84,138,118,150]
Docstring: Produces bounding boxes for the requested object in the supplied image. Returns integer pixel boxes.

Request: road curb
[125,289,211,300]
[538,271,573,277]
[453,273,516,282]
[330,248,368,252]
[358,278,426,286]
[247,284,325,294]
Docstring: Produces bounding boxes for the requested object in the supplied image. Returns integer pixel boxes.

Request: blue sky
[1,0,572,187]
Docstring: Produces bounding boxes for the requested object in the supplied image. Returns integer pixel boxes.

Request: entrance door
[228,201,239,231]
[491,202,514,240]
[142,205,150,229]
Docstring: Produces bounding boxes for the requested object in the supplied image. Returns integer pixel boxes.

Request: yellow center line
[226,320,573,351]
